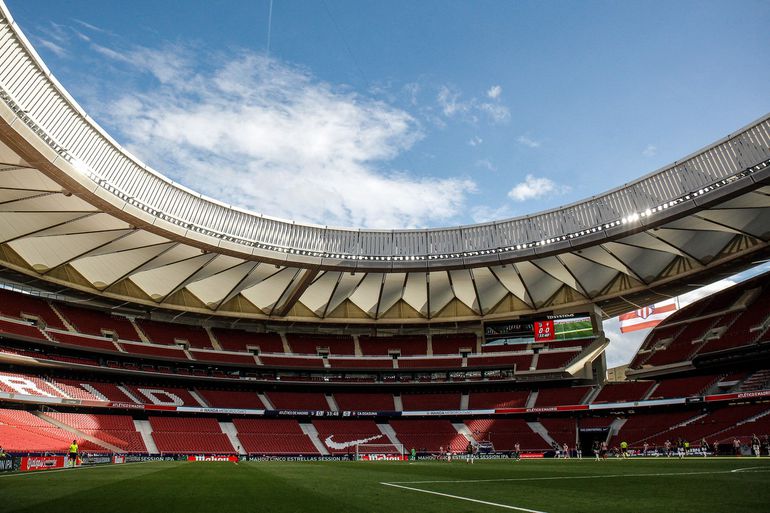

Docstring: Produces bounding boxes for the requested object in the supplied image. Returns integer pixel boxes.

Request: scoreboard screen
[484,313,594,346]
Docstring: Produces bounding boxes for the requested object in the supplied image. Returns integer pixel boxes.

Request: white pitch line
[730,466,770,473]
[385,467,770,485]
[381,482,548,513]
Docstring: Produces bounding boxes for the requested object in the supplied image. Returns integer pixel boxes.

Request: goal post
[354,443,405,461]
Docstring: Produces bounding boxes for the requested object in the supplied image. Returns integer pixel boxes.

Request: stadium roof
[0,3,768,324]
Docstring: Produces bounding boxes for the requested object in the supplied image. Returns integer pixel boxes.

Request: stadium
[0,1,769,512]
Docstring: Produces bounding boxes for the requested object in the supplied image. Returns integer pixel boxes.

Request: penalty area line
[380,482,548,513]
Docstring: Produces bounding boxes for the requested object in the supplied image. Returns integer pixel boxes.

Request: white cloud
[479,101,510,123]
[516,135,541,148]
[74,30,91,42]
[475,159,496,172]
[403,82,421,106]
[487,85,502,99]
[642,144,657,157]
[468,136,483,147]
[73,18,111,34]
[437,86,467,118]
[436,85,509,124]
[36,38,68,58]
[507,174,568,202]
[95,46,476,229]
[470,204,513,223]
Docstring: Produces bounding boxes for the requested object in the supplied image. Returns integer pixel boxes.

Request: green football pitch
[2,458,769,513]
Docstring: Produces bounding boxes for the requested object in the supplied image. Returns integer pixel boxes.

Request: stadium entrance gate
[579,427,610,456]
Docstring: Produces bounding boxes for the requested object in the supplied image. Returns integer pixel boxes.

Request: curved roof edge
[0,3,769,272]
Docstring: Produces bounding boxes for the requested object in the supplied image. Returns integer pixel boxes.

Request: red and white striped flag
[619,299,678,333]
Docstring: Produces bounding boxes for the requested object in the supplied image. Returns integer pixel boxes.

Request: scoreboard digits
[533,320,555,341]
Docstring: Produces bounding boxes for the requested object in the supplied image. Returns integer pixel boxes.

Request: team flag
[619,299,678,333]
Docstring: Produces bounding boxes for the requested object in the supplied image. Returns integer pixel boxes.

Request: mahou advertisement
[358,454,406,461]
[187,455,239,462]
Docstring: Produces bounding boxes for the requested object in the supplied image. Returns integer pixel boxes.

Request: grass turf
[2,458,769,512]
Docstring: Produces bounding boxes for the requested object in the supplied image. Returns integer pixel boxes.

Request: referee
[68,440,79,468]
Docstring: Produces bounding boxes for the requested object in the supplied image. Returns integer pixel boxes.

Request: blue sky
[5,0,770,364]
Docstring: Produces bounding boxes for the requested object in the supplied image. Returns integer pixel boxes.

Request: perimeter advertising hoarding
[188,455,239,462]
[359,454,406,461]
[484,312,594,346]
[20,455,66,471]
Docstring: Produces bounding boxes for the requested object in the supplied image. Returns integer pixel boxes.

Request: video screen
[483,313,594,346]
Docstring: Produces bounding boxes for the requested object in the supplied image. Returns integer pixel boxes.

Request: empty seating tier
[464,418,547,451]
[212,329,285,353]
[466,353,532,369]
[197,389,264,409]
[468,390,530,409]
[534,386,592,406]
[54,303,140,340]
[400,392,461,411]
[536,351,579,369]
[136,319,212,348]
[233,418,319,455]
[333,393,395,411]
[593,381,654,403]
[0,289,65,329]
[648,375,719,399]
[431,334,476,355]
[389,419,466,452]
[359,335,427,356]
[266,392,329,410]
[286,334,355,355]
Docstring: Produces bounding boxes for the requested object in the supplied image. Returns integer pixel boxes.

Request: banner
[704,389,770,402]
[359,454,406,461]
[619,299,677,333]
[20,456,66,472]
[187,455,238,462]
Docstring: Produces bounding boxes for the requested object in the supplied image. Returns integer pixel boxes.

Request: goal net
[354,443,405,461]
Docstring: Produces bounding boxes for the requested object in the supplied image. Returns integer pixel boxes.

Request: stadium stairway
[219,422,246,455]
[134,420,159,454]
[459,393,469,410]
[608,418,627,443]
[299,423,329,455]
[118,385,142,403]
[452,422,475,442]
[641,383,659,400]
[525,391,538,408]
[393,395,403,411]
[325,394,338,411]
[376,423,403,449]
[527,421,557,448]
[189,389,210,407]
[35,412,124,453]
[204,327,222,351]
[583,386,603,404]
[257,392,274,409]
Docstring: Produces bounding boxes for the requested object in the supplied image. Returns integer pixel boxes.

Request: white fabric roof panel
[0,3,766,323]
